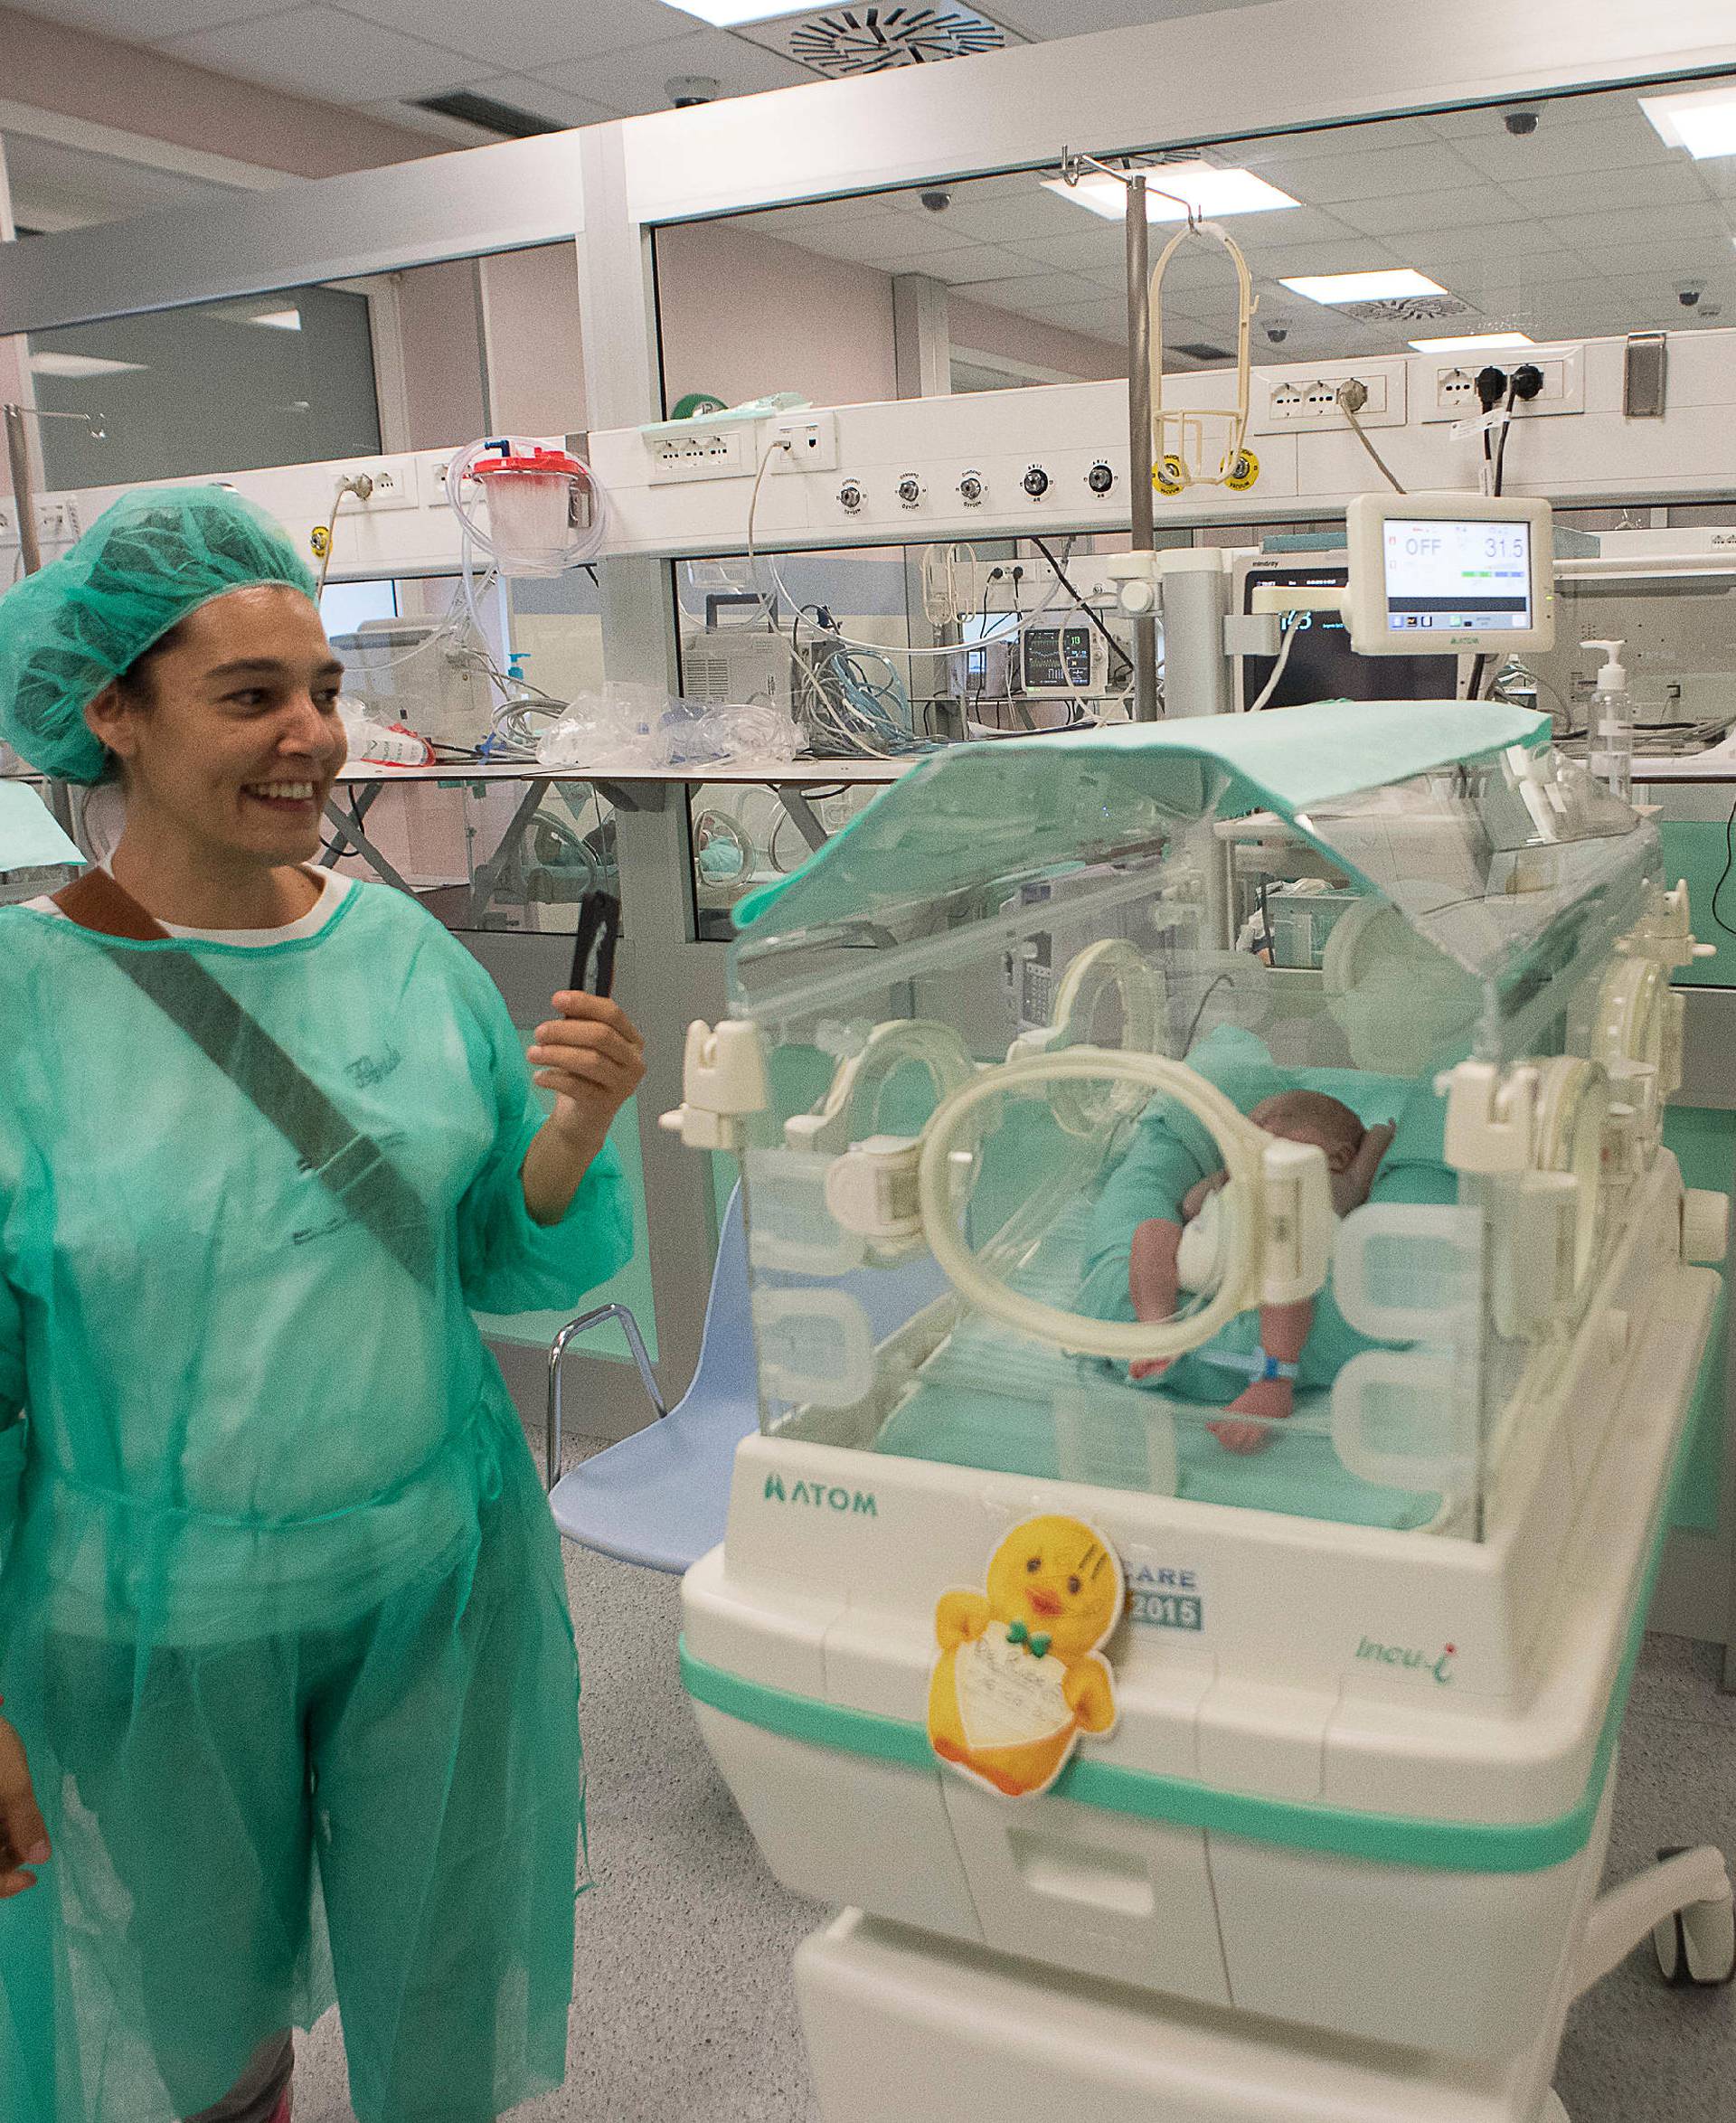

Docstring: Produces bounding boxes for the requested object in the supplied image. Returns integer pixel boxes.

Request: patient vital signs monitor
[1345,491,1556,656]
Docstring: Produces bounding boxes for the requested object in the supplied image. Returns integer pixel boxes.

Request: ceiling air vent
[411,90,564,138]
[1338,295,1471,325]
[1172,341,1233,363]
[737,6,1016,78]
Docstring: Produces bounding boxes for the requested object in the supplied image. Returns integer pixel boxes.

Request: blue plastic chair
[549,1183,947,1574]
[547,1188,757,1573]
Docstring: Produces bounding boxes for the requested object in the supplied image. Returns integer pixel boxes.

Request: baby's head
[1249,1090,1364,1175]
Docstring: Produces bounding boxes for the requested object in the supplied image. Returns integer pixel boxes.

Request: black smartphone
[570,891,621,999]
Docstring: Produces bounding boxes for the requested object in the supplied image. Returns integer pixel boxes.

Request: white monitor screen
[1380,517,1533,639]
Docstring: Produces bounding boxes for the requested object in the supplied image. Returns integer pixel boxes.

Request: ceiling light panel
[1640,85,1736,160]
[1043,167,1299,222]
[1280,268,1448,305]
[663,0,807,20]
[30,353,147,378]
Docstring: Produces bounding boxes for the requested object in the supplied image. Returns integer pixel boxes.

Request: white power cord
[1247,619,1300,712]
[1335,382,1406,495]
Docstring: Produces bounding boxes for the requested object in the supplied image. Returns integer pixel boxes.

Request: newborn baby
[1128,1090,1395,1452]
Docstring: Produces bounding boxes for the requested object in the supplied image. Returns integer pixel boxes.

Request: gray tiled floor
[294,1546,1736,2123]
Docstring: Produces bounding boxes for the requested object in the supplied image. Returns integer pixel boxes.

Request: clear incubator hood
[686,699,1696,1547]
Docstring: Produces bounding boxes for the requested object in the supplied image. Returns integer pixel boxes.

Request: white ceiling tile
[337,0,693,72]
[1251,141,1482,204]
[738,196,913,236]
[939,184,1107,242]
[1335,185,1516,239]
[1397,221,1589,267]
[987,0,1264,33]
[999,228,1124,273]
[536,28,813,116]
[20,0,287,36]
[1544,203,1733,250]
[1424,89,1637,140]
[1571,237,1736,281]
[1206,205,1360,250]
[1600,269,1736,316]
[1444,104,1690,180]
[1235,118,1458,167]
[962,271,1107,311]
[775,211,967,264]
[870,244,1035,285]
[462,75,619,128]
[1234,235,1405,278]
[159,6,474,103]
[1499,160,1717,219]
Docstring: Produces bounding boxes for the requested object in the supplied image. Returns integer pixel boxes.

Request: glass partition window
[29,287,382,490]
[656,71,1736,398]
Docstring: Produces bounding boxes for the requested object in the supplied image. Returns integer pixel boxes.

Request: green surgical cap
[0,484,318,784]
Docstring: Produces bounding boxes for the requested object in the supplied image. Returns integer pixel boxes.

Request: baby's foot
[1129,1354,1174,1382]
[1208,1418,1272,1454]
[1208,1380,1292,1455]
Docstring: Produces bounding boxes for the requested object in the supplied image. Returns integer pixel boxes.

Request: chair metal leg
[546,1302,666,1488]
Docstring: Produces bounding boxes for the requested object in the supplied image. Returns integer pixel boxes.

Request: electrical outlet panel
[769,410,840,472]
[1252,361,1408,435]
[34,500,77,545]
[646,423,759,484]
[1422,344,1585,422]
[334,456,418,510]
[0,503,16,548]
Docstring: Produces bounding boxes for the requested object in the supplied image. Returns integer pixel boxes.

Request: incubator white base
[795,1837,1731,2123]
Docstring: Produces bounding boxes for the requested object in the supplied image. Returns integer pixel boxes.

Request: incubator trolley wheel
[1652,1848,1736,1986]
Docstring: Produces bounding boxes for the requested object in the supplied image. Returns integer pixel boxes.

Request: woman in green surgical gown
[0,487,642,2123]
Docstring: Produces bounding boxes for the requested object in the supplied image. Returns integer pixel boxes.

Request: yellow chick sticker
[928,1514,1124,1798]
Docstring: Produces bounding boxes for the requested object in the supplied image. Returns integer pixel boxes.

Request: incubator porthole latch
[659,1018,769,1151]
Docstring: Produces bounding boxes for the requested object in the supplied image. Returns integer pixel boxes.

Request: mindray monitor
[1344,492,1555,657]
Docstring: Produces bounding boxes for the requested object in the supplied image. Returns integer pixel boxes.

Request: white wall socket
[646,424,758,484]
[1252,360,1408,435]
[1422,344,1585,421]
[769,410,840,471]
[336,455,418,510]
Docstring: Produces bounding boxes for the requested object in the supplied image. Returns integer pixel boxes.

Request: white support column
[576,122,723,1405]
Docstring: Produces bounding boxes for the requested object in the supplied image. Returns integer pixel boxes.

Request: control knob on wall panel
[896,474,923,509]
[958,470,986,506]
[1087,462,1114,495]
[1023,465,1051,498]
[838,479,864,514]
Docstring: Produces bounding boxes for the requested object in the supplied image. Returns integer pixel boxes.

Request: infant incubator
[664,698,1733,2123]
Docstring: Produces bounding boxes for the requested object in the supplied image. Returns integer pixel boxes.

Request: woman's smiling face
[86,584,348,868]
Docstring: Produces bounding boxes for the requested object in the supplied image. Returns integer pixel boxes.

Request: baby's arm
[1210,1295,1313,1454]
[1128,1217,1184,1380]
[1180,1168,1229,1222]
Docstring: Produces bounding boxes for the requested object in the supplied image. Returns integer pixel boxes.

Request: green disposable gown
[0,879,631,2123]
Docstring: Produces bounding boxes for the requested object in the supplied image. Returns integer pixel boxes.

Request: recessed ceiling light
[1282,269,1447,306]
[250,309,303,332]
[1408,330,1536,353]
[662,0,807,21]
[1044,167,1299,222]
[29,352,146,378]
[1640,85,1736,160]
